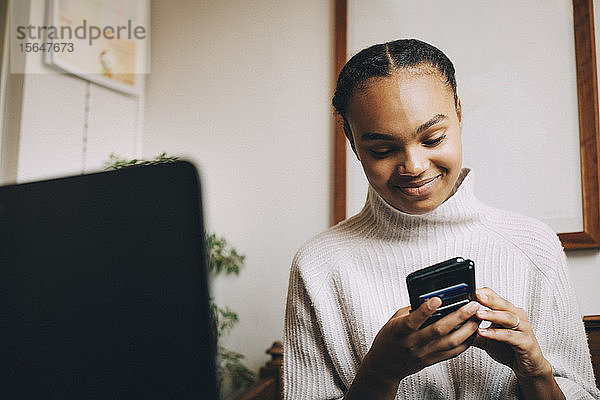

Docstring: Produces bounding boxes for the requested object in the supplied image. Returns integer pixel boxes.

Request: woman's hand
[345,297,480,399]
[474,287,565,399]
[367,297,480,380]
[473,287,549,377]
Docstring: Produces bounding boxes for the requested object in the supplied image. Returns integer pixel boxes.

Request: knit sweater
[283,168,600,399]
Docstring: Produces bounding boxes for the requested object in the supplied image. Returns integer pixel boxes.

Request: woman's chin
[388,197,441,215]
[384,188,446,215]
[398,203,437,215]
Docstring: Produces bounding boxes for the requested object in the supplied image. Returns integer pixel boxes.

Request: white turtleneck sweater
[283,169,599,399]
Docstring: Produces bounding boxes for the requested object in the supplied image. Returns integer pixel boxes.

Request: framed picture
[44,0,149,95]
[333,0,600,250]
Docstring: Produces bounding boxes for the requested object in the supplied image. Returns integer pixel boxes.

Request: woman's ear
[456,96,463,129]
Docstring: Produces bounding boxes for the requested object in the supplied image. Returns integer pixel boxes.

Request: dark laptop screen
[0,161,218,399]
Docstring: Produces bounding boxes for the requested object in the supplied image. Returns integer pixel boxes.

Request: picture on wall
[44,0,149,95]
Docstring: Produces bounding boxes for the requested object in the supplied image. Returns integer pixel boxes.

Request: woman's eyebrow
[360,114,448,142]
[360,132,396,141]
[415,114,447,135]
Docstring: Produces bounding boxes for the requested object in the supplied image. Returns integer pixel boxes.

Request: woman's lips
[395,175,441,197]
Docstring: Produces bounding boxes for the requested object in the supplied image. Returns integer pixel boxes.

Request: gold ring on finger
[508,316,520,330]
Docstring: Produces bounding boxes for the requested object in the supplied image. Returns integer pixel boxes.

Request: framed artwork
[44,0,149,95]
[333,0,600,250]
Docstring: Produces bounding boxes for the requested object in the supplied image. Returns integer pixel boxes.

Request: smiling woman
[345,69,462,214]
[283,39,600,400]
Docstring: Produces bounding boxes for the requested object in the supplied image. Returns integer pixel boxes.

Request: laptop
[0,161,219,399]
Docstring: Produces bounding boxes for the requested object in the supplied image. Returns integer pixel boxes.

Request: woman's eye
[423,134,447,147]
[369,149,394,158]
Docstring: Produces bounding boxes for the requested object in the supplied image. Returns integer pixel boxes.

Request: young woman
[284,39,599,399]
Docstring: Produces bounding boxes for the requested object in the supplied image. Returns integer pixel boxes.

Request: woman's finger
[418,301,479,342]
[391,305,410,319]
[476,309,522,330]
[477,326,525,347]
[476,287,517,312]
[398,297,442,332]
[431,318,480,352]
[424,342,472,366]
[471,332,487,350]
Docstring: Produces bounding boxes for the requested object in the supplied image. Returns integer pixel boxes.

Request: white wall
[143,0,334,372]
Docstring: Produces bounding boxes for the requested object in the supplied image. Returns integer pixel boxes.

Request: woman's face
[346,70,463,214]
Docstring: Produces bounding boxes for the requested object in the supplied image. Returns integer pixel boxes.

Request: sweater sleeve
[283,258,345,400]
[533,238,600,399]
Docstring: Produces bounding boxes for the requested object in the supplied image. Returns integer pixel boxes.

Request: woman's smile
[393,173,443,198]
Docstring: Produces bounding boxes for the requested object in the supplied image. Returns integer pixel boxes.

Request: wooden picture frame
[332,0,600,250]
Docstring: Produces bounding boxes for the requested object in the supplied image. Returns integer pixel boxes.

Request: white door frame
[0,0,25,184]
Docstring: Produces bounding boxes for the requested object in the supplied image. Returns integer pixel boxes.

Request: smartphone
[406,257,476,328]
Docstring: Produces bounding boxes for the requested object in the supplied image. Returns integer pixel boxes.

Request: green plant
[104,152,178,170]
[207,233,245,275]
[206,232,254,393]
[106,153,255,395]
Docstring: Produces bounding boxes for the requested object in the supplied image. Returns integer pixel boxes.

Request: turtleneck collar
[362,168,483,239]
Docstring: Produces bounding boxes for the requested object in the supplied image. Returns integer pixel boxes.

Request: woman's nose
[397,147,429,175]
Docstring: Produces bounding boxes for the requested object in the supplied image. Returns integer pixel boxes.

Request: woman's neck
[360,168,483,240]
